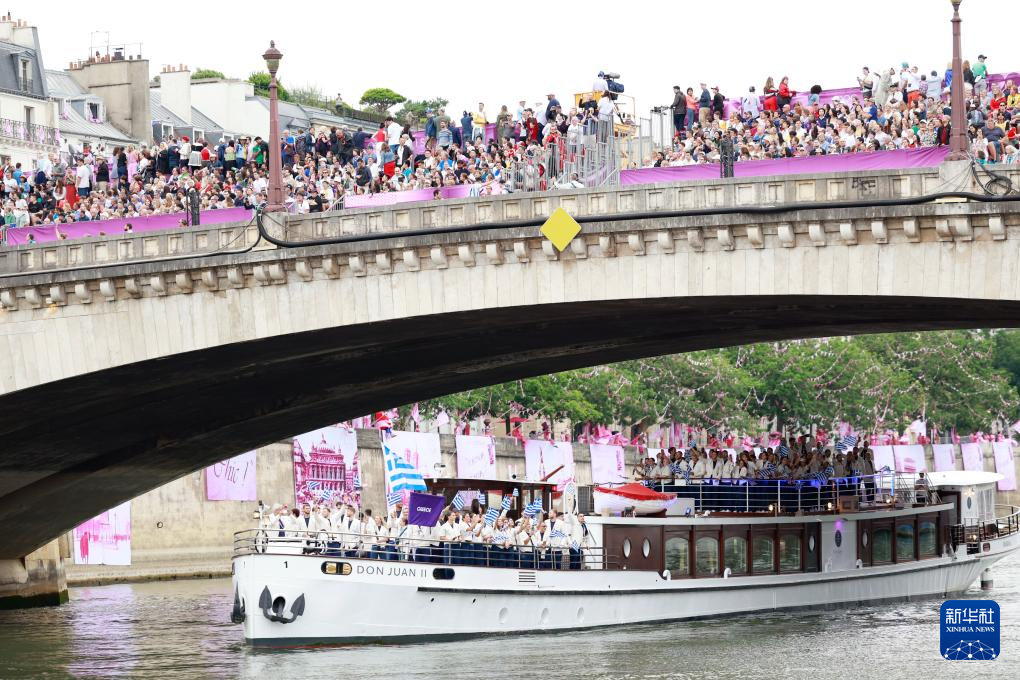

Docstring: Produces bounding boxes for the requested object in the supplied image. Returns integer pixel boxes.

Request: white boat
[231,471,1019,646]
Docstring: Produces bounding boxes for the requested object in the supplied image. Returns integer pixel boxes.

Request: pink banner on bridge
[72,501,131,566]
[893,444,928,474]
[205,451,258,501]
[620,147,948,185]
[455,434,497,479]
[590,444,627,485]
[292,426,361,508]
[4,207,252,245]
[932,444,957,472]
[344,184,476,208]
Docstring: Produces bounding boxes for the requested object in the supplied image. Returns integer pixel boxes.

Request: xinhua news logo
[940,600,1000,660]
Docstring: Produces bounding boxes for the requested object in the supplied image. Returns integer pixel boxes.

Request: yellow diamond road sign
[540,207,581,252]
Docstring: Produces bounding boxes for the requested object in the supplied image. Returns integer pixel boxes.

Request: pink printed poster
[992,441,1017,491]
[72,502,131,566]
[386,430,443,502]
[455,435,497,479]
[590,444,627,484]
[961,442,984,472]
[205,451,257,501]
[292,426,361,507]
[524,441,575,489]
[931,444,957,472]
[893,445,927,474]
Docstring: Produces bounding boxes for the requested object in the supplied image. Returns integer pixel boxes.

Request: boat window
[752,536,774,574]
[779,533,802,573]
[896,523,915,562]
[665,537,689,577]
[872,527,893,563]
[433,568,455,580]
[696,536,719,576]
[642,538,651,558]
[724,536,748,575]
[918,521,938,558]
[622,538,632,559]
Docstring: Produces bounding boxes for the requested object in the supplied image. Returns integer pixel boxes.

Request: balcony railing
[0,117,59,146]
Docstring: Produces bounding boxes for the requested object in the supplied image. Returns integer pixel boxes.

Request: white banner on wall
[456,435,497,479]
[961,442,984,472]
[524,441,575,489]
[931,444,957,472]
[590,444,627,485]
[992,441,1017,491]
[387,430,443,480]
[73,501,131,566]
[893,445,927,474]
[870,445,895,474]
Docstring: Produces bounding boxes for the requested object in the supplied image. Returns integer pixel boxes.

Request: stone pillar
[0,540,68,609]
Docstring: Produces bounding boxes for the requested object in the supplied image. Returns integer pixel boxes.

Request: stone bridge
[1,160,1020,562]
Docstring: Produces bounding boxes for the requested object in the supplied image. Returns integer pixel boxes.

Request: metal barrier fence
[233,528,611,570]
[503,120,619,191]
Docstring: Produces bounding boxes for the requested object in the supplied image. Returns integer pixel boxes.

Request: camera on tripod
[600,71,625,100]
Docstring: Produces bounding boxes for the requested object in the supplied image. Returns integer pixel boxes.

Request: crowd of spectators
[655,55,1020,167]
[2,57,1017,238]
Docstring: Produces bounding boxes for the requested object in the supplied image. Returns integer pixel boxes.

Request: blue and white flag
[512,487,520,497]
[564,481,577,495]
[483,507,500,525]
[812,471,829,483]
[452,493,465,511]
[307,480,322,490]
[550,528,567,540]
[571,540,580,550]
[523,499,543,518]
[319,488,333,502]
[836,433,858,452]
[386,492,403,508]
[477,491,487,506]
[501,496,512,512]
[384,443,428,492]
[777,442,791,458]
[353,475,362,489]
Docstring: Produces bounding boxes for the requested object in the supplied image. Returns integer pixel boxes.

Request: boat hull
[234,546,1013,646]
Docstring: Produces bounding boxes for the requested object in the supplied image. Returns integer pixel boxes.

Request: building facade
[0,14,60,169]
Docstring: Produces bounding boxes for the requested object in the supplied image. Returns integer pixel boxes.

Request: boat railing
[950,504,1020,553]
[603,471,939,515]
[233,528,618,570]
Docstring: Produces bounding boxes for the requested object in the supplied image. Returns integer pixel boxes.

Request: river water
[1,556,1018,679]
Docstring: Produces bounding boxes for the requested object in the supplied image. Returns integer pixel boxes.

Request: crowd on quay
[259,498,596,570]
[656,54,1020,166]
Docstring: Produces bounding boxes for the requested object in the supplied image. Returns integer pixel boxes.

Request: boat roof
[925,470,1004,487]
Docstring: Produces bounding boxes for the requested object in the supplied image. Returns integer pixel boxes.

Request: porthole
[623,538,632,558]
[808,536,816,553]
[834,530,843,548]
[862,531,869,548]
[642,538,651,558]
[966,496,973,510]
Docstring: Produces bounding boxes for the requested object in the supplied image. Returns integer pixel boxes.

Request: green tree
[359,87,407,113]
[192,68,225,80]
[993,330,1020,393]
[290,84,330,109]
[397,97,449,125]
[248,71,291,101]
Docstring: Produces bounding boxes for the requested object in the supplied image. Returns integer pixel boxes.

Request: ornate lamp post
[947,0,968,160]
[262,41,285,211]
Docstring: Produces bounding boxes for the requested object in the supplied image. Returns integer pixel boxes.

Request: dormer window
[87,102,102,123]
[19,58,30,91]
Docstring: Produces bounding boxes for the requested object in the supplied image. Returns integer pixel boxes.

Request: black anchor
[259,586,306,624]
[230,586,246,623]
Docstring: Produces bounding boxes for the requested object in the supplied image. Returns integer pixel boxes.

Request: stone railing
[2,162,1018,279]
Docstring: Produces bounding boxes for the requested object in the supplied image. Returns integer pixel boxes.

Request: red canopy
[593,483,675,501]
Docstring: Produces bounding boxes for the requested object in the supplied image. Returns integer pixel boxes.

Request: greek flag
[823,465,835,477]
[483,507,500,525]
[523,499,543,518]
[564,481,577,495]
[319,488,333,502]
[757,468,771,479]
[384,443,427,492]
[353,475,362,489]
[452,493,465,511]
[777,442,790,458]
[512,488,519,497]
[501,496,512,511]
[571,540,580,550]
[550,528,567,540]
[477,491,487,506]
[307,480,322,490]
[836,433,858,452]
[812,471,829,483]
[386,492,402,508]
[494,532,508,543]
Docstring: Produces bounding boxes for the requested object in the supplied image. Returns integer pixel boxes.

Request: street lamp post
[262,40,285,211]
[947,0,969,160]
